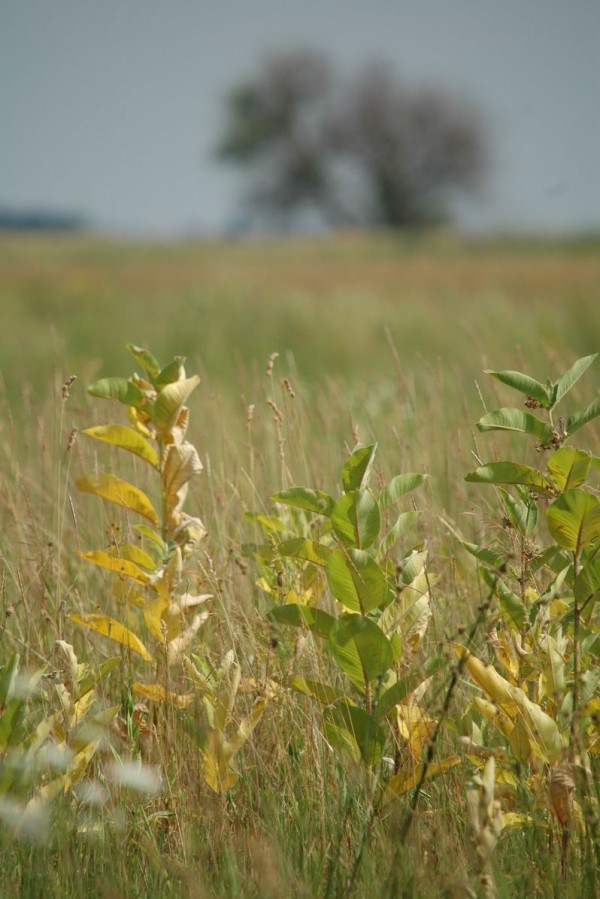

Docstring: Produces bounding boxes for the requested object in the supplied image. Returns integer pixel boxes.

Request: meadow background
[0,231,599,897]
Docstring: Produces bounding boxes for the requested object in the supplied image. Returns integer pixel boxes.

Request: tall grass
[0,232,598,896]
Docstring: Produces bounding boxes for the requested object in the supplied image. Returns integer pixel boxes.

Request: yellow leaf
[163,442,203,524]
[165,611,209,667]
[77,549,149,584]
[68,613,153,662]
[83,425,159,467]
[63,740,101,791]
[201,729,237,793]
[76,474,159,524]
[118,544,157,571]
[153,376,200,432]
[397,704,435,757]
[382,756,461,806]
[133,682,195,708]
[458,645,564,764]
[501,812,541,831]
[454,644,517,716]
[143,596,169,643]
[230,698,268,754]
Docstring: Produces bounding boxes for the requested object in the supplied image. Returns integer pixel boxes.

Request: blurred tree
[217,51,489,230]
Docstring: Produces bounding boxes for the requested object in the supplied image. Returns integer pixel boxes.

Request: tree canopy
[217,50,489,231]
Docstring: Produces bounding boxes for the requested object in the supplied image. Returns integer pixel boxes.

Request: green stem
[569,550,580,758]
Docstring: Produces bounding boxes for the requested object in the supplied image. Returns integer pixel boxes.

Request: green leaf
[476,408,553,442]
[553,354,597,406]
[241,542,276,563]
[462,542,507,572]
[331,490,380,548]
[287,676,346,706]
[485,369,551,407]
[152,375,200,432]
[327,548,390,613]
[397,550,428,585]
[547,488,600,552]
[378,511,421,558]
[278,538,331,567]
[465,462,555,495]
[83,425,159,467]
[342,444,377,492]
[324,703,385,766]
[378,474,427,509]
[88,377,145,408]
[133,525,166,554]
[375,657,446,721]
[244,512,285,533]
[329,613,393,691]
[155,356,186,389]
[271,487,334,517]
[500,489,538,535]
[267,604,335,639]
[0,653,19,705]
[495,576,527,632]
[126,344,161,381]
[547,447,591,492]
[567,396,600,437]
[76,473,159,524]
[574,556,600,605]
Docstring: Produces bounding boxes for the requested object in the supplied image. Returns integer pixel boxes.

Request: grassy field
[0,231,599,897]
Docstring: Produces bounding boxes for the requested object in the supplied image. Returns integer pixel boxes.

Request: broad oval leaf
[574,556,600,605]
[287,676,346,706]
[278,538,331,567]
[133,682,194,708]
[500,488,538,535]
[268,603,335,639]
[485,369,551,407]
[83,425,159,467]
[567,396,600,437]
[455,644,563,763]
[88,377,145,407]
[68,614,153,662]
[342,443,377,492]
[327,548,390,613]
[547,488,600,551]
[553,353,597,406]
[378,511,421,559]
[152,375,200,432]
[378,473,427,509]
[465,462,554,495]
[155,356,186,389]
[76,473,159,524]
[547,447,591,493]
[271,487,334,517]
[382,757,461,807]
[375,657,446,721]
[461,541,506,572]
[329,613,393,690]
[77,549,150,584]
[476,408,553,442]
[454,644,517,715]
[126,344,161,381]
[331,489,380,548]
[324,703,385,766]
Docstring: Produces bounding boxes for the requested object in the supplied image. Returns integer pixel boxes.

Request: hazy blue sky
[1,1,599,236]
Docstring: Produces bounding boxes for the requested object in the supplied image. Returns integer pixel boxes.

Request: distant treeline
[0,206,88,232]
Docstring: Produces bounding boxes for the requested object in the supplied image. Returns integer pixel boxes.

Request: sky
[1,0,599,237]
